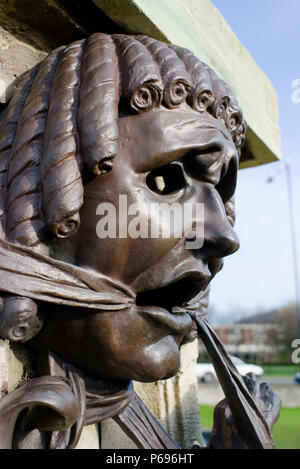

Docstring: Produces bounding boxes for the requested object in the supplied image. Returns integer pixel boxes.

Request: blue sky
[208,0,300,321]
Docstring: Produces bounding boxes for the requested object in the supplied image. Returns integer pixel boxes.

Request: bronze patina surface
[0,33,279,449]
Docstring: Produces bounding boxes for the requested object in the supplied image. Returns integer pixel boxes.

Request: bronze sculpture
[0,33,279,449]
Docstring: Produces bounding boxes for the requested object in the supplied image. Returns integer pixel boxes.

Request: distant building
[198,318,281,363]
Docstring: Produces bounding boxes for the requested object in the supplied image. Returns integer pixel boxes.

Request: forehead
[117,106,237,172]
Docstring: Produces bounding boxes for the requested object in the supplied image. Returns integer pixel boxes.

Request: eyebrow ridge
[170,119,230,142]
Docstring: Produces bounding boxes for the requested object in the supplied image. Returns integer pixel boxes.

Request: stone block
[76,424,100,449]
[0,26,46,104]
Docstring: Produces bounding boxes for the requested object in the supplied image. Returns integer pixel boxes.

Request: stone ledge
[0,26,47,104]
[93,0,282,168]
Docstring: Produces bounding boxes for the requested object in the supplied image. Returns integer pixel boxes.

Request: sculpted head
[0,33,246,382]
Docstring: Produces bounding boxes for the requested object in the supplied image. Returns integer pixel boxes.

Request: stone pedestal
[0,339,30,397]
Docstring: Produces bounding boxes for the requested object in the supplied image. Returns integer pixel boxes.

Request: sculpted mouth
[135,271,210,333]
[136,272,209,311]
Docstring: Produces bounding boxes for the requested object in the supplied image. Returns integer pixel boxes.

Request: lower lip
[139,306,193,332]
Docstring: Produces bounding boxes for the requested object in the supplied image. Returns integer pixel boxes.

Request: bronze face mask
[0,34,278,450]
[0,33,245,382]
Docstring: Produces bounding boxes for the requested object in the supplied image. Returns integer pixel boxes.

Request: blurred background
[197,0,300,449]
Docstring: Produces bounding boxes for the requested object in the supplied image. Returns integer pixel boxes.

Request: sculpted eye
[146,163,186,195]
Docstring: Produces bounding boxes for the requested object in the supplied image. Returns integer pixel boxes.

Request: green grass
[200,404,214,430]
[272,407,300,449]
[263,365,298,377]
[200,405,300,449]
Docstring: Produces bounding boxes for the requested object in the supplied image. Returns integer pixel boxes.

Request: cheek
[117,192,183,283]
[78,187,179,284]
[74,169,184,286]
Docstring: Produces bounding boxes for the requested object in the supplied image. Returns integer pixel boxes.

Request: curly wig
[0,33,246,252]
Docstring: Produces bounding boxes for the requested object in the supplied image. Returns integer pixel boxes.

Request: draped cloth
[0,239,135,310]
[0,239,275,449]
[0,240,179,449]
[0,351,179,449]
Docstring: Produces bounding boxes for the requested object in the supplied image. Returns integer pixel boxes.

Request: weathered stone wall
[0,340,31,396]
[0,26,46,104]
[0,0,125,104]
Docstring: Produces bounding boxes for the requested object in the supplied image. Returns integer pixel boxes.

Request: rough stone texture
[75,424,100,449]
[0,0,91,52]
[135,340,204,448]
[0,0,126,104]
[0,0,125,50]
[0,26,47,104]
[101,418,138,449]
[0,340,30,399]
[0,0,87,103]
[93,0,282,168]
[101,340,204,449]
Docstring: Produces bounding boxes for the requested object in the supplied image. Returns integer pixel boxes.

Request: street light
[267,159,300,340]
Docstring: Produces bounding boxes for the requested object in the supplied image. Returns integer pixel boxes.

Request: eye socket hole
[146,163,186,195]
[215,157,237,204]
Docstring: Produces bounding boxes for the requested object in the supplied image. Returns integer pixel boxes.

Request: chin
[118,335,182,383]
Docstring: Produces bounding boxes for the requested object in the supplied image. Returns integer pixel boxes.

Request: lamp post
[267,159,300,340]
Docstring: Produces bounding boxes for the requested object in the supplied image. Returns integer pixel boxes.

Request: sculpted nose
[185,200,239,259]
[185,217,239,259]
[203,223,240,258]
[202,209,240,259]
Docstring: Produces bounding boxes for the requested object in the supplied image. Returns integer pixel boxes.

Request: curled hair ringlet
[214,95,230,119]
[53,211,81,239]
[7,46,66,250]
[135,35,191,109]
[0,68,38,242]
[130,82,163,112]
[0,68,43,344]
[93,157,114,176]
[42,40,85,240]
[190,86,214,113]
[112,34,163,112]
[0,295,43,343]
[168,43,214,113]
[233,120,247,153]
[163,78,191,109]
[78,33,119,174]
